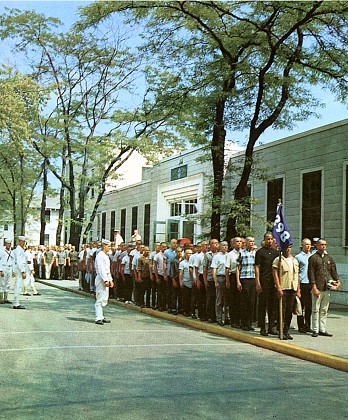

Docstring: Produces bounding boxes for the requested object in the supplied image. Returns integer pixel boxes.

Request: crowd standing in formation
[0,230,341,339]
[79,230,341,338]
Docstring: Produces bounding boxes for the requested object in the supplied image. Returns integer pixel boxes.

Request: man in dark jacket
[308,239,340,337]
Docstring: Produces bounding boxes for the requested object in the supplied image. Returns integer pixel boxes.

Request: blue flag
[272,205,293,253]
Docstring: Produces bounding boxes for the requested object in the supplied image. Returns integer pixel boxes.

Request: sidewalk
[37,278,348,372]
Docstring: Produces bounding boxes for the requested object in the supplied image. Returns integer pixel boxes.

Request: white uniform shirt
[95,251,112,283]
[14,245,27,273]
[0,247,15,271]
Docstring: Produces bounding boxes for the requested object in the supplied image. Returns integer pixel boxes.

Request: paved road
[1,284,347,420]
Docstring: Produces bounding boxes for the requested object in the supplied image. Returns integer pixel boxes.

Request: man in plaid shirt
[236,237,256,331]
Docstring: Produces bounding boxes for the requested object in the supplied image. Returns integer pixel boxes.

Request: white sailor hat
[18,236,26,241]
[4,238,12,244]
[101,239,111,245]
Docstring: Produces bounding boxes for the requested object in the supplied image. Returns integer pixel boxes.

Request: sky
[0,0,347,146]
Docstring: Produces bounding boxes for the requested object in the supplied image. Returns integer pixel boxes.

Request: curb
[37,280,348,373]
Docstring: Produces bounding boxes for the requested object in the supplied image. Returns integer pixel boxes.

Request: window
[170,202,182,217]
[4,223,8,231]
[110,210,115,241]
[131,206,138,236]
[345,166,348,246]
[167,219,179,241]
[96,213,101,239]
[44,234,49,246]
[183,220,194,242]
[45,209,51,223]
[267,178,283,224]
[171,165,187,181]
[170,199,198,217]
[120,209,126,242]
[302,170,321,240]
[184,199,198,215]
[101,212,106,240]
[143,204,151,246]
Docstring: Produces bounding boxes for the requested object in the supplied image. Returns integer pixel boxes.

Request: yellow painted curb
[37,280,348,373]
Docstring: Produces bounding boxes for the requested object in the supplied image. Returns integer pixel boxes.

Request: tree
[0,67,45,237]
[79,1,348,240]
[1,9,183,246]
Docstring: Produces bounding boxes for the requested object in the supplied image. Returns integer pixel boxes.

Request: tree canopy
[79,1,348,240]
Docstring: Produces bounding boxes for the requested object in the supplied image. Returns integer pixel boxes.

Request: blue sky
[0,0,347,146]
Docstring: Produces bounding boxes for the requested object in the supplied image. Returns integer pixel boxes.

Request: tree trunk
[210,98,227,241]
[225,137,255,242]
[39,159,48,245]
[56,148,67,245]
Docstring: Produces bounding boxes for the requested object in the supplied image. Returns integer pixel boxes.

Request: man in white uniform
[94,239,114,324]
[13,236,27,309]
[0,238,15,304]
[24,245,41,296]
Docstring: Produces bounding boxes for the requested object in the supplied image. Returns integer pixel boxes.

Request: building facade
[226,119,348,305]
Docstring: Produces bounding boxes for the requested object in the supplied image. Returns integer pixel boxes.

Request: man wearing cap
[13,236,27,309]
[94,239,114,325]
[272,244,301,340]
[0,239,15,304]
[114,230,124,248]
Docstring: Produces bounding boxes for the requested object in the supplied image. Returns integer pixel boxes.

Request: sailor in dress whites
[94,239,114,324]
[13,236,27,309]
[0,238,15,304]
[23,245,41,296]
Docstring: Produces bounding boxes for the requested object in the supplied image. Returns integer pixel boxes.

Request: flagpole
[277,199,283,341]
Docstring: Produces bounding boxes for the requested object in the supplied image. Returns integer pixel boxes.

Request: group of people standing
[92,233,341,340]
[0,236,41,309]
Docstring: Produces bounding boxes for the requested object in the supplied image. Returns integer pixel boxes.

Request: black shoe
[23,293,31,296]
[260,328,268,336]
[103,319,111,323]
[217,321,224,326]
[319,331,333,337]
[242,326,250,331]
[268,327,279,336]
[95,320,104,325]
[13,305,25,309]
[191,314,197,319]
[33,293,41,296]
[285,333,293,340]
[0,301,5,304]
[281,334,288,340]
[312,332,318,337]
[4,300,12,304]
[249,326,255,331]
[298,328,307,334]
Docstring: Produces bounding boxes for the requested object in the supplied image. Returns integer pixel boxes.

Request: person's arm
[212,267,218,288]
[179,268,184,288]
[255,265,262,294]
[235,266,242,291]
[272,261,283,298]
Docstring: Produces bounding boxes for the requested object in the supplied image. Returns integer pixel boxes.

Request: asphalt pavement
[0,282,347,420]
[37,279,348,371]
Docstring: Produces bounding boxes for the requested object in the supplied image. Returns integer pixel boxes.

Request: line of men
[0,236,41,309]
[34,245,79,281]
[86,234,341,339]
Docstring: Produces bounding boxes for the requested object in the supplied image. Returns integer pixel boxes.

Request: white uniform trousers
[13,270,24,306]
[0,267,13,292]
[95,275,109,321]
[24,268,38,294]
[311,290,330,333]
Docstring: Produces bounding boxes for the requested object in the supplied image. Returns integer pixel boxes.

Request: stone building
[226,119,348,305]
